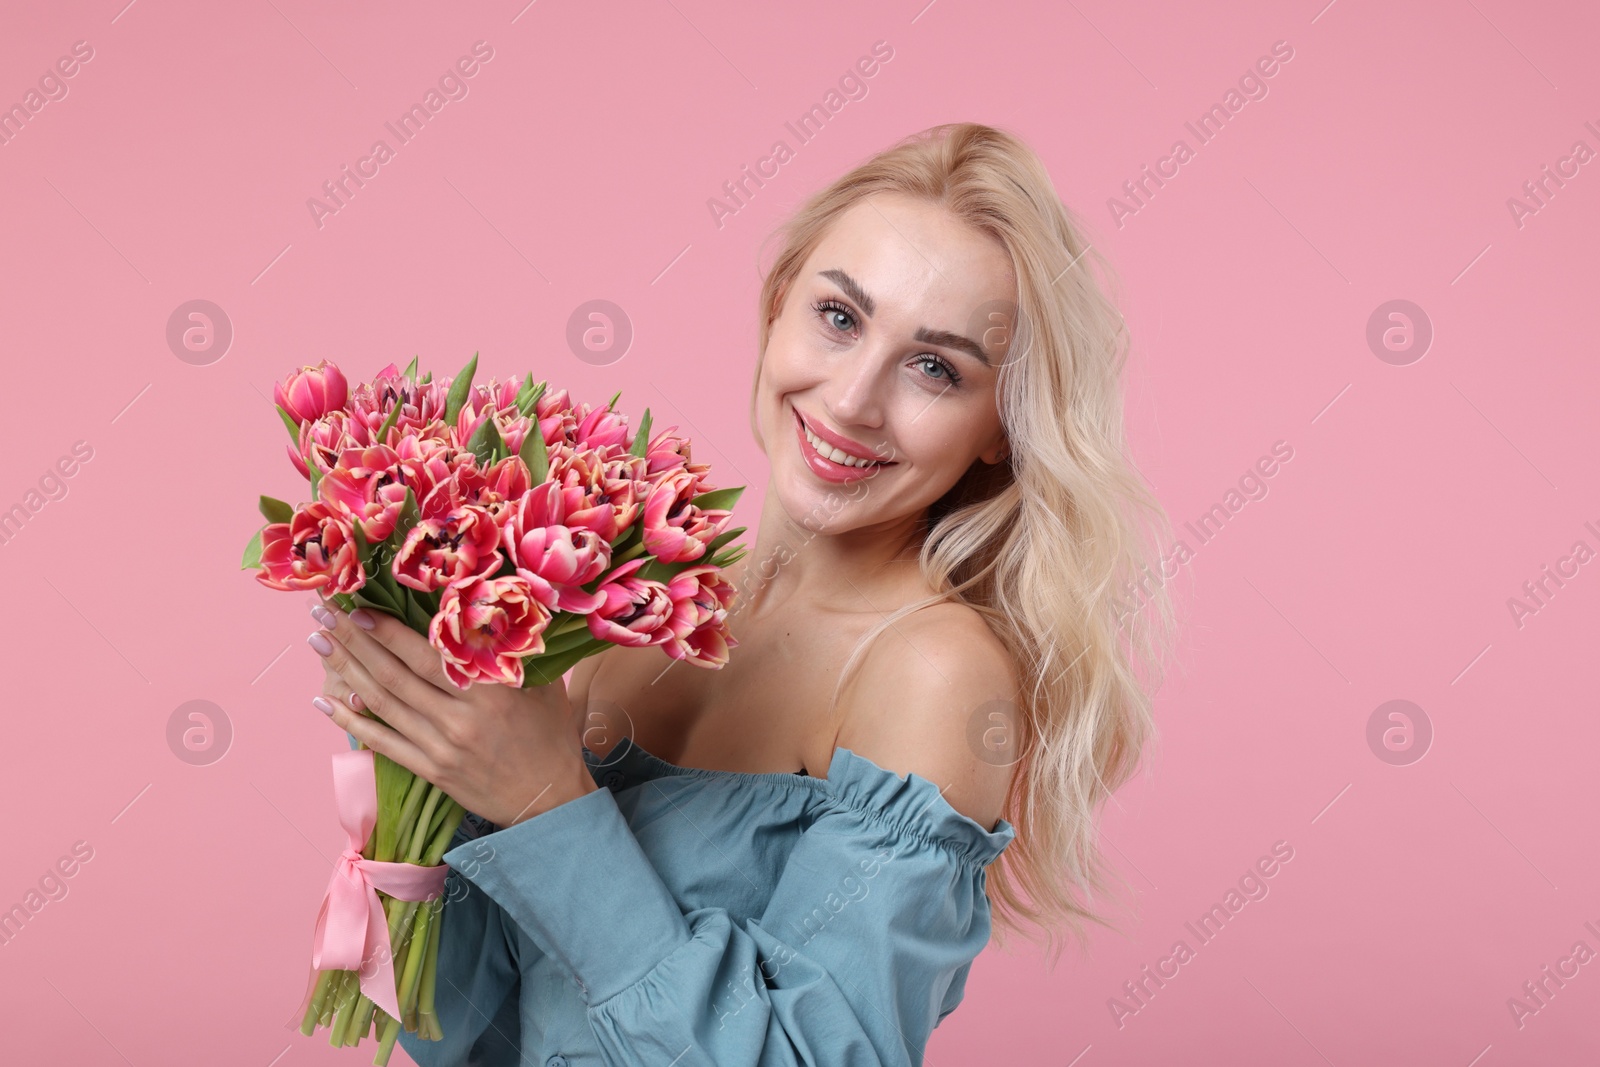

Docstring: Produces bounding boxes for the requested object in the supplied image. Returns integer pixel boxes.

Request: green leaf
[539,619,597,657]
[634,558,677,583]
[515,377,547,419]
[521,637,607,688]
[630,408,654,457]
[519,422,549,483]
[690,486,744,512]
[606,390,622,411]
[374,396,403,447]
[371,552,407,608]
[444,352,479,425]
[403,355,419,380]
[241,525,265,570]
[276,405,301,444]
[419,371,432,385]
[467,413,504,465]
[351,583,400,614]
[350,517,373,570]
[392,486,421,547]
[400,587,433,632]
[710,545,748,568]
[604,518,643,555]
[308,463,322,500]
[706,524,746,555]
[258,495,294,524]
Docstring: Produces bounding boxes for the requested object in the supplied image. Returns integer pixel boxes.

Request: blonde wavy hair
[746,122,1180,958]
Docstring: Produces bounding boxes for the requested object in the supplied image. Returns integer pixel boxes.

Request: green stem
[338,978,364,1045]
[396,901,434,1022]
[417,894,446,1021]
[346,993,374,1044]
[300,968,339,1036]
[382,890,411,948]
[327,970,358,1045]
[387,774,431,863]
[318,971,343,1028]
[424,800,466,864]
[407,786,444,864]
[373,1011,402,1066]
[389,899,423,984]
[423,805,447,848]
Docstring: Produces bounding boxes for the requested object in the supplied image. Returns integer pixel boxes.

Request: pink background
[1,1,1596,1064]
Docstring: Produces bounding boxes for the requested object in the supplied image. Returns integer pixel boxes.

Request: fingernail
[312,696,335,716]
[307,631,334,656]
[348,691,364,709]
[310,603,337,628]
[349,609,376,631]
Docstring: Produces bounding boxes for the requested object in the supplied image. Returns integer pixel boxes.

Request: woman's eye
[916,356,960,385]
[814,301,856,334]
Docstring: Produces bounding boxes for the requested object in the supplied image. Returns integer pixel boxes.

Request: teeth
[804,422,882,468]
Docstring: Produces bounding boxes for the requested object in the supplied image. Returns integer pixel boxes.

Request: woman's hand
[305,597,596,828]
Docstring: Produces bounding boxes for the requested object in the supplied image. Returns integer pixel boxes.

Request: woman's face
[755,192,1016,535]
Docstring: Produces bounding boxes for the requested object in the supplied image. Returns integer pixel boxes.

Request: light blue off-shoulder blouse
[391,734,1015,1067]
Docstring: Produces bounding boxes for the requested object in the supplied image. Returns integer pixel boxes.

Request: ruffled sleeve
[445,746,1015,1066]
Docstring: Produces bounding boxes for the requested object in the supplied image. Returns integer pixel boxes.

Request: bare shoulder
[833,601,1021,832]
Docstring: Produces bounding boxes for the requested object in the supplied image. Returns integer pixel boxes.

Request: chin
[772,471,850,533]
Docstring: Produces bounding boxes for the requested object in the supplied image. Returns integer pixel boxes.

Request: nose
[824,342,891,430]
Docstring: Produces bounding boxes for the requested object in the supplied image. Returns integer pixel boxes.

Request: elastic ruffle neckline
[585,736,1017,867]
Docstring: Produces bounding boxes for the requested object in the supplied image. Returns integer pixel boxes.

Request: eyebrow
[817,269,992,367]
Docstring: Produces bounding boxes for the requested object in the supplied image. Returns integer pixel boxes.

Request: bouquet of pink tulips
[245,354,746,1063]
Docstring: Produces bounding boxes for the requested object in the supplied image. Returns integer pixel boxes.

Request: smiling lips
[792,406,896,484]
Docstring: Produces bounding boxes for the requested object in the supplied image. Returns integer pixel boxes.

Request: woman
[306,122,1176,1066]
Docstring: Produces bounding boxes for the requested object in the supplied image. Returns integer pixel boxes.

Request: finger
[311,599,458,724]
[308,624,450,757]
[319,595,458,694]
[320,667,365,710]
[318,692,436,782]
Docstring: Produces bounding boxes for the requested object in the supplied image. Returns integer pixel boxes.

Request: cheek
[894,408,973,470]
[757,341,809,420]
[760,329,806,389]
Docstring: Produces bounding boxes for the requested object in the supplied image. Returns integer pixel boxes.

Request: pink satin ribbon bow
[294,748,450,1024]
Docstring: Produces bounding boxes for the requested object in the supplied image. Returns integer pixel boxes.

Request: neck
[728,481,929,623]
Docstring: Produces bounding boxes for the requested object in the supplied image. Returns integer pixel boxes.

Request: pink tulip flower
[573,403,632,451]
[599,447,651,534]
[256,502,364,593]
[643,426,714,491]
[501,481,612,614]
[545,447,626,544]
[641,467,731,564]
[660,565,739,668]
[392,505,505,593]
[506,528,610,615]
[274,360,349,424]
[456,455,532,526]
[585,558,676,648]
[317,444,407,540]
[430,575,551,688]
[291,409,359,480]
